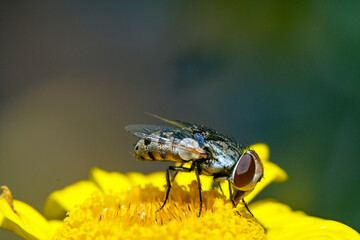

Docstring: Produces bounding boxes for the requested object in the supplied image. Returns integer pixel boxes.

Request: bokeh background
[1,1,359,238]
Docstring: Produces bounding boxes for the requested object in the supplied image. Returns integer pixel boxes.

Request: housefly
[125,114,264,217]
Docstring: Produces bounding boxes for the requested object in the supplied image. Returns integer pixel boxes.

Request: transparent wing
[125,124,170,139]
[125,124,208,158]
[145,113,194,132]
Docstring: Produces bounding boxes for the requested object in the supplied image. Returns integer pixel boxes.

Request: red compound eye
[233,153,256,189]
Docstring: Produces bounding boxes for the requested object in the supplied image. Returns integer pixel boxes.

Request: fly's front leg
[158,165,193,211]
[242,198,254,217]
[213,177,244,216]
[213,177,238,209]
[234,188,265,231]
[228,180,237,208]
[226,181,257,220]
[232,188,254,217]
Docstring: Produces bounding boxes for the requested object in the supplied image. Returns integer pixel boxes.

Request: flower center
[53,182,266,240]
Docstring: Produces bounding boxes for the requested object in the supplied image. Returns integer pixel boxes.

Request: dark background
[1,1,359,238]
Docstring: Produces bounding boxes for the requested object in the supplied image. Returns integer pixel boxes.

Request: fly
[125,114,264,217]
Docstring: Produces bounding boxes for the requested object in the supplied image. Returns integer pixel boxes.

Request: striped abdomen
[133,132,207,163]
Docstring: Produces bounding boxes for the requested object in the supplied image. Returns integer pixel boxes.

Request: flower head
[0,186,62,240]
[1,144,359,240]
[53,184,266,240]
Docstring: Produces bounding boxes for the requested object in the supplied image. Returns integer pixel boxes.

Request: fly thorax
[200,141,239,174]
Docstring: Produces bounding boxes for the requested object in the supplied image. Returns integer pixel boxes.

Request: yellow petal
[89,168,168,192]
[244,143,288,202]
[126,172,155,188]
[43,181,100,219]
[89,167,132,193]
[251,200,360,240]
[173,171,214,191]
[0,197,61,240]
[244,160,288,202]
[143,172,168,190]
[251,143,270,162]
[129,171,214,192]
[47,220,63,240]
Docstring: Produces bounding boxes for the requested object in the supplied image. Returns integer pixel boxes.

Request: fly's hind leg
[158,165,193,211]
[158,167,171,211]
[194,163,203,217]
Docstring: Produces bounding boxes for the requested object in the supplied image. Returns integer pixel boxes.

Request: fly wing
[125,124,208,158]
[145,113,194,132]
[125,124,170,139]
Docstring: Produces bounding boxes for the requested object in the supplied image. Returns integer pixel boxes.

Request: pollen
[53,182,266,240]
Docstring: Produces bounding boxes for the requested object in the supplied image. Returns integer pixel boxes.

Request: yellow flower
[0,186,62,240]
[1,144,359,240]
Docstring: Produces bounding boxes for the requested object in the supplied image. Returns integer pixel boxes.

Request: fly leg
[215,178,265,231]
[242,198,254,217]
[231,184,266,232]
[227,180,253,218]
[158,165,193,211]
[213,178,248,216]
[158,167,171,211]
[237,192,266,232]
[217,182,225,195]
[171,163,183,183]
[227,180,237,208]
[194,163,203,217]
[230,185,254,216]
[229,182,255,216]
[213,176,228,196]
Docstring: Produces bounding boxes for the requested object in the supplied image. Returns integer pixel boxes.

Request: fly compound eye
[232,152,256,189]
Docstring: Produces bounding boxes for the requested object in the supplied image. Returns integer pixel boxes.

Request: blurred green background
[1,1,359,238]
